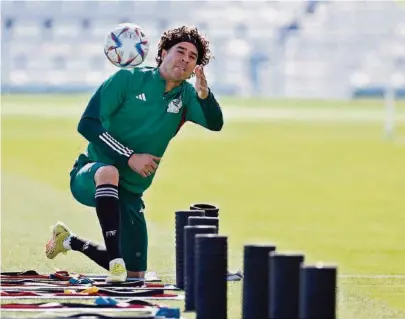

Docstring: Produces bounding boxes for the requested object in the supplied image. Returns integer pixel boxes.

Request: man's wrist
[197,88,211,101]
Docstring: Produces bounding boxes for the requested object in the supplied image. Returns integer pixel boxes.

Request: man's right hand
[128,154,161,178]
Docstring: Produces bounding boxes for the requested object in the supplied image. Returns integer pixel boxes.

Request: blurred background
[1,0,405,99]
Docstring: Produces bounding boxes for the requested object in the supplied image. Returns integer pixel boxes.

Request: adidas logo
[136,93,146,101]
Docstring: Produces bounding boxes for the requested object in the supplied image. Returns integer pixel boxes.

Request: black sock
[95,184,122,261]
[70,236,109,270]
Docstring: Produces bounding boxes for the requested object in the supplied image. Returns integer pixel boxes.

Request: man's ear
[161,49,168,61]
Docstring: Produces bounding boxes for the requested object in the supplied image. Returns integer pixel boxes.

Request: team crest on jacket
[167,98,183,113]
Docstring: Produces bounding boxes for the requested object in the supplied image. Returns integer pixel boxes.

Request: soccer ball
[104,23,150,69]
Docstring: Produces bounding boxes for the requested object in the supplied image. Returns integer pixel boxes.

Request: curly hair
[156,26,211,68]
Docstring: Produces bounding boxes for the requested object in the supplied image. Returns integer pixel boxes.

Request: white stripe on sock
[96,187,118,192]
[95,193,118,199]
[95,192,118,198]
[95,187,118,197]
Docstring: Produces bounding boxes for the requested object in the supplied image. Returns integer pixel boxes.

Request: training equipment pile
[0,270,183,318]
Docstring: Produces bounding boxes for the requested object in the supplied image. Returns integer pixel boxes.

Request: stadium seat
[1,0,404,98]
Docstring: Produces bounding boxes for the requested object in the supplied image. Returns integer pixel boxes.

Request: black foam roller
[195,234,227,319]
[175,210,205,289]
[299,264,337,319]
[269,252,305,319]
[242,244,276,319]
[190,203,219,218]
[184,225,217,311]
[188,216,219,234]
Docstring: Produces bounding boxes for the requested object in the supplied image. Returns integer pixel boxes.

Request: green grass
[2,94,405,318]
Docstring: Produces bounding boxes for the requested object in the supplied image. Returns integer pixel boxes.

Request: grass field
[2,94,405,318]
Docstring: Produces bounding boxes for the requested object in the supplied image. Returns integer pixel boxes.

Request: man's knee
[94,165,119,186]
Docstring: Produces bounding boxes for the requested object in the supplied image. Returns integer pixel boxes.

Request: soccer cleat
[106,258,127,283]
[45,222,71,259]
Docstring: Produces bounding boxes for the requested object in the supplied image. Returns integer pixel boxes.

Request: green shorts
[69,155,148,272]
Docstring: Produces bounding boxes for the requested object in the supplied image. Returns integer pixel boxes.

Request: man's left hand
[195,66,209,99]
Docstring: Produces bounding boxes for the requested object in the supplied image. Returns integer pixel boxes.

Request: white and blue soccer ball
[104,23,150,69]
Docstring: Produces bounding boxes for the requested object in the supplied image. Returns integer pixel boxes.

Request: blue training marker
[269,252,305,319]
[242,244,276,319]
[195,234,227,319]
[190,203,219,218]
[188,216,220,233]
[299,263,337,319]
[184,225,217,312]
[175,210,205,289]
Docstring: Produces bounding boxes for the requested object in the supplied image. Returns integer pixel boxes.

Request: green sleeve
[184,85,224,131]
[77,69,135,166]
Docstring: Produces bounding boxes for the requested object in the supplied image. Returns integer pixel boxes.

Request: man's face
[160,42,198,81]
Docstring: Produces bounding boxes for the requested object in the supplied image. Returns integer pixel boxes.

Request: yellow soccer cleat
[106,258,127,283]
[45,222,71,259]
